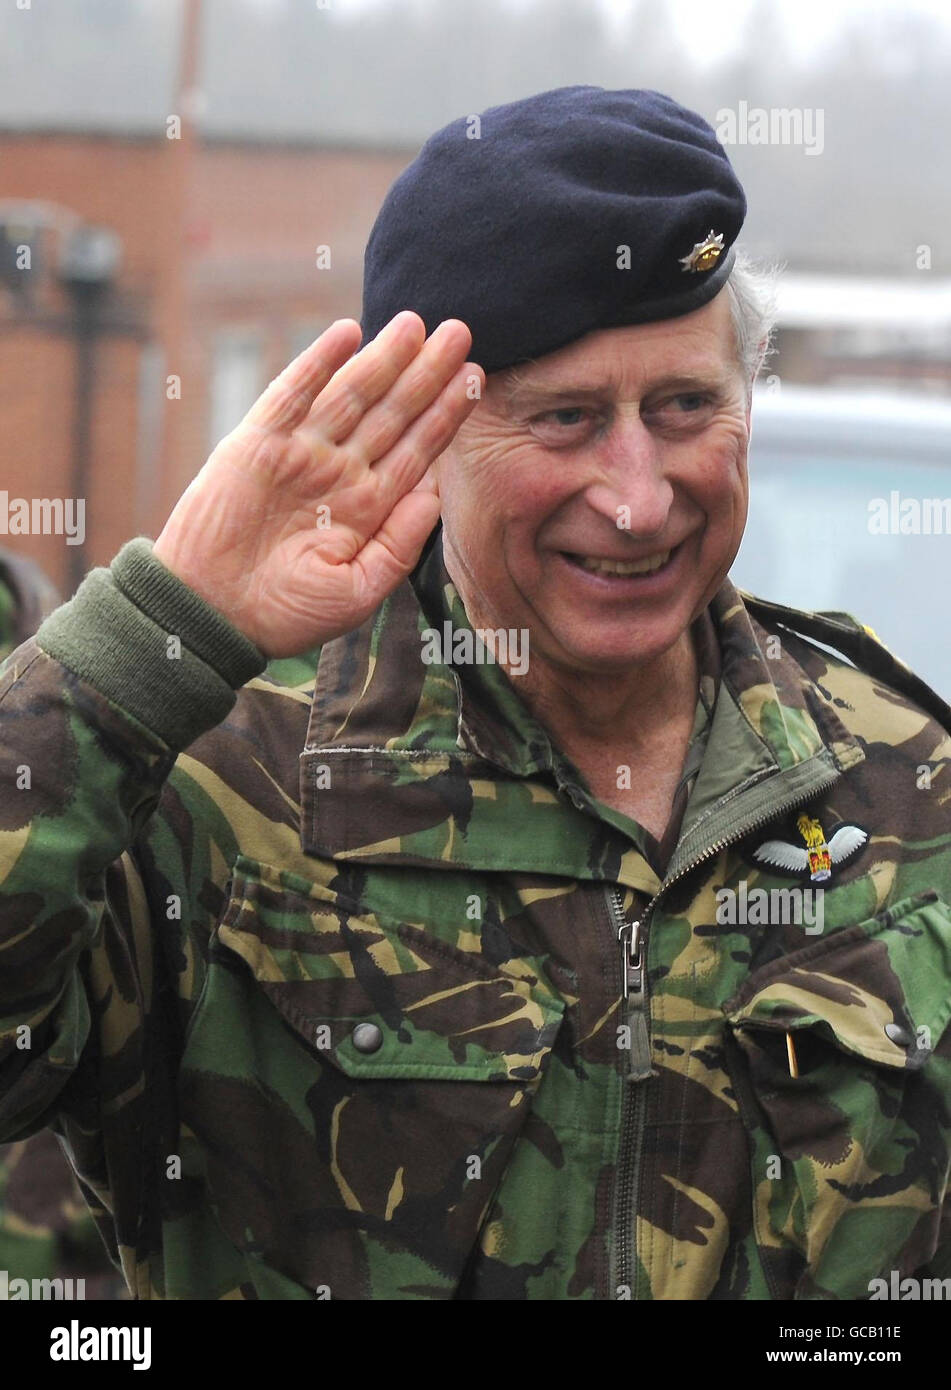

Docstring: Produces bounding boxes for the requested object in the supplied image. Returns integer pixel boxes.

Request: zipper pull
[618,918,653,1082]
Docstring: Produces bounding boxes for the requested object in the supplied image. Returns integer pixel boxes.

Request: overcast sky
[324,0,951,64]
[3,0,949,136]
[3,0,950,274]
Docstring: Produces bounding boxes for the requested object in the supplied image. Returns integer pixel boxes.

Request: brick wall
[0,131,411,594]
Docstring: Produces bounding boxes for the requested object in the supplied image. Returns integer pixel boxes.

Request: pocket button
[884,1023,913,1047]
[351,1022,384,1054]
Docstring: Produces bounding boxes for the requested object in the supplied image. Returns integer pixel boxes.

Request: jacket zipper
[610,761,842,1300]
[609,884,651,1300]
[615,894,653,1082]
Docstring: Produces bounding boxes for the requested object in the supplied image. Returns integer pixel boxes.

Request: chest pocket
[177,855,565,1300]
[723,890,951,1300]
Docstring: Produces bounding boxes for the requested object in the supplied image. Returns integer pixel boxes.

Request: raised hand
[152,311,482,657]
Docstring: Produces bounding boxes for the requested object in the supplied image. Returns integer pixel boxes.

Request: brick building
[0,130,410,594]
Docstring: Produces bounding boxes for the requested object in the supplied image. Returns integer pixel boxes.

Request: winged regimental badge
[753,813,868,883]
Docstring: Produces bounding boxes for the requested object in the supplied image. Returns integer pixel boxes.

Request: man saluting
[1,87,950,1301]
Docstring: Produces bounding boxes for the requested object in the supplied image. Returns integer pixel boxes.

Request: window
[208,327,264,448]
[288,319,332,361]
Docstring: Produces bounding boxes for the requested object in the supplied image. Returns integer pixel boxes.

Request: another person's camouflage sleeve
[0,581,16,661]
[0,1131,128,1298]
[0,550,62,662]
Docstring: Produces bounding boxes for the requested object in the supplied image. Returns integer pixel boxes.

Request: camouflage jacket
[1,527,950,1301]
[0,549,62,663]
[0,551,128,1299]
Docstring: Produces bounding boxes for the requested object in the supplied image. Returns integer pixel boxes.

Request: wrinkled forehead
[485,289,740,410]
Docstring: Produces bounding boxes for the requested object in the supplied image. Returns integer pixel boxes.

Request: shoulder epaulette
[740,591,951,737]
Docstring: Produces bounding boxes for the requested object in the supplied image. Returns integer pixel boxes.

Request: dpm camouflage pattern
[0,554,127,1299]
[0,1130,128,1298]
[0,528,950,1300]
[0,551,61,661]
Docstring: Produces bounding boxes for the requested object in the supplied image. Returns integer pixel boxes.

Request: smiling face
[436,287,752,680]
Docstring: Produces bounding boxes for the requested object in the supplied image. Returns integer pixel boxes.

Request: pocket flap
[215,856,565,1083]
[724,891,951,1070]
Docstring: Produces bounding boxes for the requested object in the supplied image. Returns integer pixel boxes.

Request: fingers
[341,319,474,464]
[309,312,457,444]
[371,359,485,506]
[245,319,363,432]
[309,311,426,441]
[352,488,443,607]
[411,465,440,498]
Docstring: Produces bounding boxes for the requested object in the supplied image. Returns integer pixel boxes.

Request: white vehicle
[733,385,951,698]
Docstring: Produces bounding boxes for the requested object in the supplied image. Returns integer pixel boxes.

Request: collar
[300,527,864,887]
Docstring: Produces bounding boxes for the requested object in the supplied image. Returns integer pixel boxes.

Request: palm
[153,314,481,656]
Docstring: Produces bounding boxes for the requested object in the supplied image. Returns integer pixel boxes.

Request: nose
[582,413,674,539]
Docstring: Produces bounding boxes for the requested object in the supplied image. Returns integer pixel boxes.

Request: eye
[527,404,599,447]
[643,392,716,427]
[542,407,589,426]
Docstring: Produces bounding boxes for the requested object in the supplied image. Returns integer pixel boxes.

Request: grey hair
[724,249,782,389]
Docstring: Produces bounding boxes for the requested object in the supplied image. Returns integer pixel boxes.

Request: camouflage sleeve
[0,548,62,657]
[0,538,266,1142]
[0,579,16,662]
[0,1132,129,1298]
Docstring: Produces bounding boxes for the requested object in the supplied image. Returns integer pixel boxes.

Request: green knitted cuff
[111,538,265,688]
[36,539,267,751]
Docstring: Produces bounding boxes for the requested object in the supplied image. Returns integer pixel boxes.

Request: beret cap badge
[679,230,725,274]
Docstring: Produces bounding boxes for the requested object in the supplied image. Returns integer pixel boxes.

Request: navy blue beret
[360,86,747,374]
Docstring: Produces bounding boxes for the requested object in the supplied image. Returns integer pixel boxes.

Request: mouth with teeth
[561,547,675,578]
